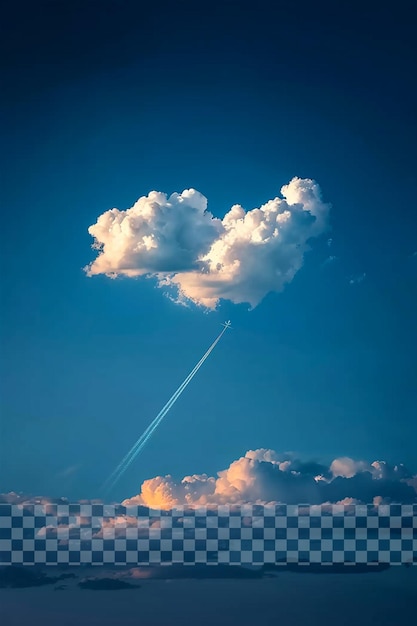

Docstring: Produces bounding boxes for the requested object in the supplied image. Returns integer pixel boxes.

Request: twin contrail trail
[102,321,232,495]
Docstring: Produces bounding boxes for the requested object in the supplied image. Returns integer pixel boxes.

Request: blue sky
[1,1,416,502]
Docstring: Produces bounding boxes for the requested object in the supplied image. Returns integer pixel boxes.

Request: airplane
[221,320,232,329]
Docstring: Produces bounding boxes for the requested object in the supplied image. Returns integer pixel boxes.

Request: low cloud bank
[85,178,330,308]
[2,450,415,509]
[123,449,417,508]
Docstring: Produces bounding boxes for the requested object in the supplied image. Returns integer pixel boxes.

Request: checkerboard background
[1,504,416,565]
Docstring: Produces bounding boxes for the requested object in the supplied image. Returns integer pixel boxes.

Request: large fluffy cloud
[85,178,330,308]
[122,450,417,508]
[85,189,221,277]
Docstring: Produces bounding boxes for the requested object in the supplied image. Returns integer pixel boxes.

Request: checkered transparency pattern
[0,504,416,565]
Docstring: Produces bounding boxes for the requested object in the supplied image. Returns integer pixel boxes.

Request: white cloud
[2,451,416,511]
[85,178,330,308]
[370,461,410,480]
[85,189,222,277]
[127,474,216,509]
[244,448,282,464]
[349,272,366,285]
[335,497,361,505]
[330,457,370,478]
[323,255,338,265]
[121,450,416,508]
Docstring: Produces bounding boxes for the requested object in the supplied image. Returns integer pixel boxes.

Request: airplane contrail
[102,321,232,495]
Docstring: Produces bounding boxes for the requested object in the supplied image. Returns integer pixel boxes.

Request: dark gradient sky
[1,569,417,626]
[1,0,416,501]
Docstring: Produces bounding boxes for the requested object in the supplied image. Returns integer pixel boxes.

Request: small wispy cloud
[56,464,82,479]
[349,272,366,285]
[327,237,333,247]
[322,255,338,266]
